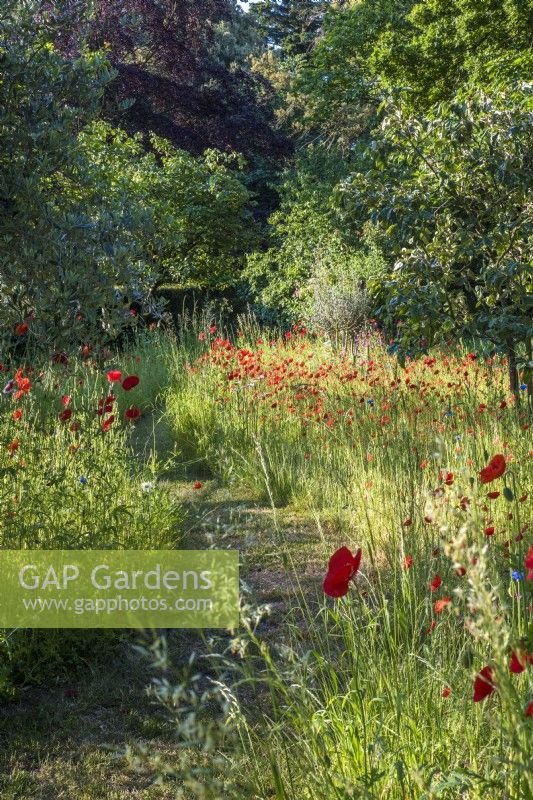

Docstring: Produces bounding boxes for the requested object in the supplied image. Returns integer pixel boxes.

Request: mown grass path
[0,410,331,800]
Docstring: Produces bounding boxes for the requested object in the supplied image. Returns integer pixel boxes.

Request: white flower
[141,481,155,493]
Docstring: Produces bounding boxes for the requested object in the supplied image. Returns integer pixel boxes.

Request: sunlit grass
[160,322,532,799]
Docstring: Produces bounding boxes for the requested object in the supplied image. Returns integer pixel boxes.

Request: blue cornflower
[519,384,527,391]
[367,399,374,406]
[79,476,88,485]
[445,409,453,417]
[511,570,524,581]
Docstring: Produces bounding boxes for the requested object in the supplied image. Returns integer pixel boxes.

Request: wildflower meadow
[0,1,531,798]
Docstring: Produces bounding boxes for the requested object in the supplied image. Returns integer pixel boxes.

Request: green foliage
[0,1,258,353]
[291,0,411,141]
[342,83,533,358]
[371,0,533,111]
[244,145,386,325]
[251,0,328,55]
[75,123,257,290]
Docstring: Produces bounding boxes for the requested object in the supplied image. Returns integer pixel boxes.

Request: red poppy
[101,415,115,431]
[15,323,28,336]
[8,439,19,453]
[525,545,533,580]
[484,526,495,536]
[122,375,140,391]
[431,575,442,592]
[61,395,71,407]
[509,650,532,674]
[12,409,23,421]
[479,454,506,484]
[193,480,203,490]
[323,546,362,598]
[403,518,412,527]
[434,597,451,613]
[107,370,122,383]
[125,406,141,421]
[487,491,500,499]
[58,408,72,422]
[403,555,413,570]
[456,566,466,576]
[473,666,495,702]
[441,687,451,698]
[526,701,533,718]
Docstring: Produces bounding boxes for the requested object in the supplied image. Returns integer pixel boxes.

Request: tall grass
[0,336,183,691]
[157,323,532,799]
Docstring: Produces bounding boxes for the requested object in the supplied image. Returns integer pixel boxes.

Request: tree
[80,0,288,164]
[251,0,329,55]
[371,0,533,111]
[342,83,533,390]
[0,0,125,351]
[0,0,258,352]
[74,123,258,290]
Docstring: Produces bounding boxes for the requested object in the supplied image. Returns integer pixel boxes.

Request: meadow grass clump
[0,338,183,692]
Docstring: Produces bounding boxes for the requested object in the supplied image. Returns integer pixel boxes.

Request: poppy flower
[323,546,362,598]
[479,454,506,484]
[403,518,412,527]
[107,370,122,383]
[403,555,413,570]
[125,406,141,421]
[58,408,72,422]
[61,395,71,407]
[193,480,203,490]
[484,526,495,536]
[8,439,19,453]
[441,687,451,698]
[431,575,442,592]
[509,650,532,674]
[487,491,500,499]
[122,375,140,391]
[15,323,28,336]
[434,597,451,613]
[526,701,533,718]
[525,545,533,580]
[473,666,495,702]
[12,409,23,421]
[101,415,115,432]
